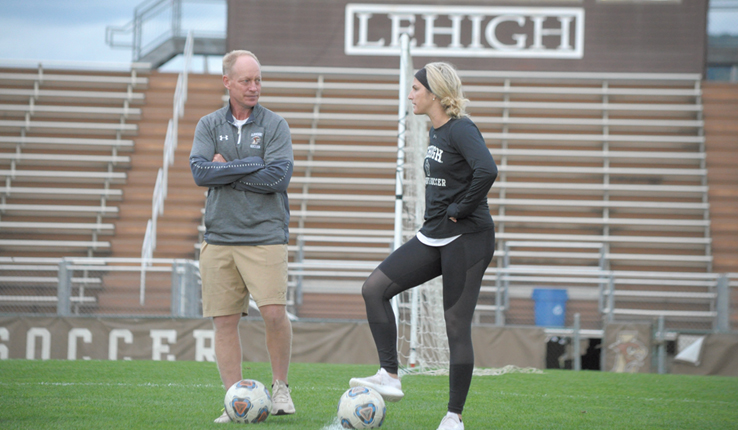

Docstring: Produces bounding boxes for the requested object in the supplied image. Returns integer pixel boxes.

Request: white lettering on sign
[67,328,92,360]
[109,329,133,361]
[193,329,215,362]
[26,327,50,360]
[0,327,9,359]
[345,5,584,58]
[3,326,213,361]
[150,329,177,361]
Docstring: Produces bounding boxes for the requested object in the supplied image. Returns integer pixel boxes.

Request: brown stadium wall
[226,0,707,74]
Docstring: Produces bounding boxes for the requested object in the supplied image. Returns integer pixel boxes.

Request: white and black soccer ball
[337,386,386,429]
[224,379,272,424]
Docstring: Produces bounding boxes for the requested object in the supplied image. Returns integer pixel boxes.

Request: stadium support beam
[716,274,730,333]
[57,260,71,317]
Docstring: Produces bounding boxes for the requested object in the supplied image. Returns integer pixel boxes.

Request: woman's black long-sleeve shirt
[419,116,498,239]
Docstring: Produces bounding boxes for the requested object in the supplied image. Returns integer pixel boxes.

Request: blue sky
[0,1,142,64]
[0,1,736,72]
[0,0,225,72]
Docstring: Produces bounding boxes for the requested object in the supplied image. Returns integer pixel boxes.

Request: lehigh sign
[345,4,585,58]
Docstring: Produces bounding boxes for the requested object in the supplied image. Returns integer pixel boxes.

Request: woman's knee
[362,282,383,306]
[362,270,390,302]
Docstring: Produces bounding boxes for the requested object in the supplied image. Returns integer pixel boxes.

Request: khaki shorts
[199,242,288,317]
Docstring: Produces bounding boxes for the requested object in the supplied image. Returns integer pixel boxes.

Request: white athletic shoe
[213,410,231,423]
[349,368,404,402]
[271,380,296,415]
[437,412,464,430]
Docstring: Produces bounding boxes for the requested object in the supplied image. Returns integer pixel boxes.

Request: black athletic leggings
[362,228,495,414]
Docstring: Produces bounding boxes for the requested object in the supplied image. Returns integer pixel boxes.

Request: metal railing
[477,264,730,331]
[3,256,732,372]
[0,59,151,72]
[1,258,735,347]
[53,258,293,319]
[21,261,737,335]
[105,0,227,67]
[106,0,226,63]
[140,31,193,302]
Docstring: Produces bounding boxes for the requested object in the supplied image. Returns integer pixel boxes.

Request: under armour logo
[219,135,229,141]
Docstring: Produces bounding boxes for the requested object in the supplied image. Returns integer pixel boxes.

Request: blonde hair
[222,50,261,76]
[424,62,469,118]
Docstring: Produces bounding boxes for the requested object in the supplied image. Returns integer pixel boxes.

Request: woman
[349,62,498,430]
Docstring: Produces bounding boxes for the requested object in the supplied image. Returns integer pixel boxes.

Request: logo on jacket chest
[250,132,263,149]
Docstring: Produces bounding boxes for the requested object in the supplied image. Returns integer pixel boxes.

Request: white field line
[321,417,345,430]
[0,381,221,388]
[1,382,735,407]
[0,381,346,392]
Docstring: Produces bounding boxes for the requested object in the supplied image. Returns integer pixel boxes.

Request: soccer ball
[224,379,272,424]
[337,386,386,429]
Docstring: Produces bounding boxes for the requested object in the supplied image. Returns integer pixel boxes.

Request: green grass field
[0,360,736,429]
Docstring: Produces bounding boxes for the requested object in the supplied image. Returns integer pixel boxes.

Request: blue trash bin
[531,288,568,327]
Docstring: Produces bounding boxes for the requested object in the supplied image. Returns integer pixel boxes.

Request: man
[190,50,295,423]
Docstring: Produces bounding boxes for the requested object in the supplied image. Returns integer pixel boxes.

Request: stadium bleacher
[0,62,730,329]
[0,69,141,258]
[0,66,147,312]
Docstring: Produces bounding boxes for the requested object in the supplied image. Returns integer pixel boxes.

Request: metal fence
[0,257,735,372]
[0,258,196,318]
[1,257,734,330]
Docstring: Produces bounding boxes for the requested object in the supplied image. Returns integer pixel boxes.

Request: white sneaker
[271,380,296,415]
[437,412,464,430]
[349,368,404,402]
[213,410,231,423]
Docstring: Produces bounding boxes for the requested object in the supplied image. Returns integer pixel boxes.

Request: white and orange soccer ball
[337,386,386,429]
[224,379,272,424]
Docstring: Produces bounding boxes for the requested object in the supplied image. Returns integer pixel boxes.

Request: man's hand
[212,153,226,163]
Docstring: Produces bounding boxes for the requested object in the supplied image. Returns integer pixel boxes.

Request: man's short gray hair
[223,50,261,76]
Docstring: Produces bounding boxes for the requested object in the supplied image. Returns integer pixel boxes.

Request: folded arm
[189,154,265,187]
[230,115,294,194]
[230,158,293,193]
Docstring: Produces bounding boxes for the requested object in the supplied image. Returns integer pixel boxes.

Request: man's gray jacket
[190,102,293,246]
